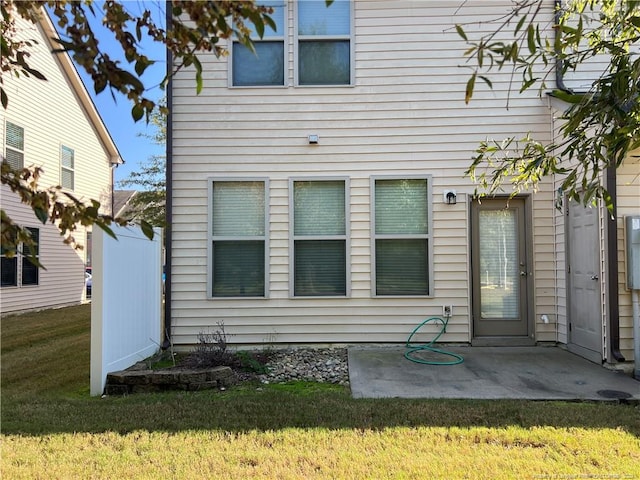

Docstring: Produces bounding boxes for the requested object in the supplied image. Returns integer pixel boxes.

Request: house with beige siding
[167,0,639,368]
[1,12,122,314]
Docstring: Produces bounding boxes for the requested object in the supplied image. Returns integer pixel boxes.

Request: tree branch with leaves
[1,0,283,257]
[457,0,639,210]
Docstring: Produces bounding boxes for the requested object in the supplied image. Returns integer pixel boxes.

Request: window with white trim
[61,145,74,190]
[1,227,39,287]
[1,231,17,287]
[231,0,353,87]
[232,1,286,86]
[372,178,432,296]
[292,179,347,296]
[4,121,24,169]
[21,227,39,286]
[210,180,267,297]
[296,0,352,85]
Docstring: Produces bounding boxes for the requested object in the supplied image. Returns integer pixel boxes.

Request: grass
[2,305,640,479]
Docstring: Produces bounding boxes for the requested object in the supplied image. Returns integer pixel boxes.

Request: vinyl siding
[171,0,556,346]
[0,16,113,313]
[550,6,638,360]
[551,136,639,361]
[617,154,640,360]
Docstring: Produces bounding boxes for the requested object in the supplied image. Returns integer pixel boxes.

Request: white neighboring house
[1,11,122,314]
[167,0,639,366]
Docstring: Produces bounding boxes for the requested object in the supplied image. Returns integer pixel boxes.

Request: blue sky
[61,1,168,186]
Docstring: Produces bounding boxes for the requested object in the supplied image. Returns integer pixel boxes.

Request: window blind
[374,178,430,296]
[211,181,265,297]
[293,180,345,235]
[375,179,428,235]
[293,180,346,296]
[212,181,265,236]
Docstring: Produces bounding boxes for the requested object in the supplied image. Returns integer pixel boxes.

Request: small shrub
[236,351,270,375]
[185,322,233,368]
[151,353,181,370]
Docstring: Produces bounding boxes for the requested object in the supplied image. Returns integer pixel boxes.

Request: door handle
[591,275,599,280]
[520,271,527,277]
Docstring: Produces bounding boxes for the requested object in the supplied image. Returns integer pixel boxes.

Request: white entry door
[567,200,603,363]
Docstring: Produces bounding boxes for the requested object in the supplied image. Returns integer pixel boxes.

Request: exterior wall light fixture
[443,190,457,205]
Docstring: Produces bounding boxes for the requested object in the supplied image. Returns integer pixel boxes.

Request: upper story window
[61,145,75,190]
[296,0,352,85]
[291,179,348,296]
[372,178,432,296]
[232,1,286,86]
[210,179,267,297]
[231,0,353,87]
[4,121,24,169]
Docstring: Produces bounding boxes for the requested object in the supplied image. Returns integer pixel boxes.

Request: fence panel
[90,225,163,396]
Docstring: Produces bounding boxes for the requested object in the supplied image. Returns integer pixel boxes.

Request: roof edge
[37,9,124,165]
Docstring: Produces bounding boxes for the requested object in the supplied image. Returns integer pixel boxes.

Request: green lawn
[2,305,639,479]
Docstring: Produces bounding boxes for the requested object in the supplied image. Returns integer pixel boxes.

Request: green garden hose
[404,316,464,365]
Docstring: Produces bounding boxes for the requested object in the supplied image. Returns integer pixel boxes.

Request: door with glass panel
[471,198,531,337]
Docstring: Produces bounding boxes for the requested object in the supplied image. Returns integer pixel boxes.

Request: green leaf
[550,89,584,104]
[0,87,7,109]
[118,71,144,92]
[527,24,536,54]
[515,15,526,35]
[140,220,155,240]
[99,223,118,240]
[193,56,203,94]
[455,24,467,41]
[520,76,537,93]
[22,65,46,81]
[478,75,493,88]
[263,15,277,33]
[465,73,476,104]
[252,14,265,38]
[135,58,153,76]
[94,76,107,94]
[33,207,48,224]
[132,104,144,122]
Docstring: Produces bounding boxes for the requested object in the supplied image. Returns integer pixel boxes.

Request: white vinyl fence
[90,225,163,396]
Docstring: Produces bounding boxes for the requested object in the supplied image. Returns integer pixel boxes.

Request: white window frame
[289,176,350,297]
[4,120,25,169]
[207,177,270,299]
[0,235,17,288]
[370,175,433,298]
[21,227,39,286]
[1,226,39,288]
[228,1,288,88]
[293,0,355,87]
[60,145,75,190]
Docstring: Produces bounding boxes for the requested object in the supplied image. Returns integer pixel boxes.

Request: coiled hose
[404,316,464,365]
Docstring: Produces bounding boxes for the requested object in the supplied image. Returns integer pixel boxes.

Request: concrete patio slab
[348,346,640,401]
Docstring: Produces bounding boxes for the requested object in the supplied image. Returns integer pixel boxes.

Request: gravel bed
[258,347,349,386]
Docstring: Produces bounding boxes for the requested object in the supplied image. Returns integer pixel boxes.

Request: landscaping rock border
[105,365,234,395]
[258,347,349,386]
[104,347,350,395]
